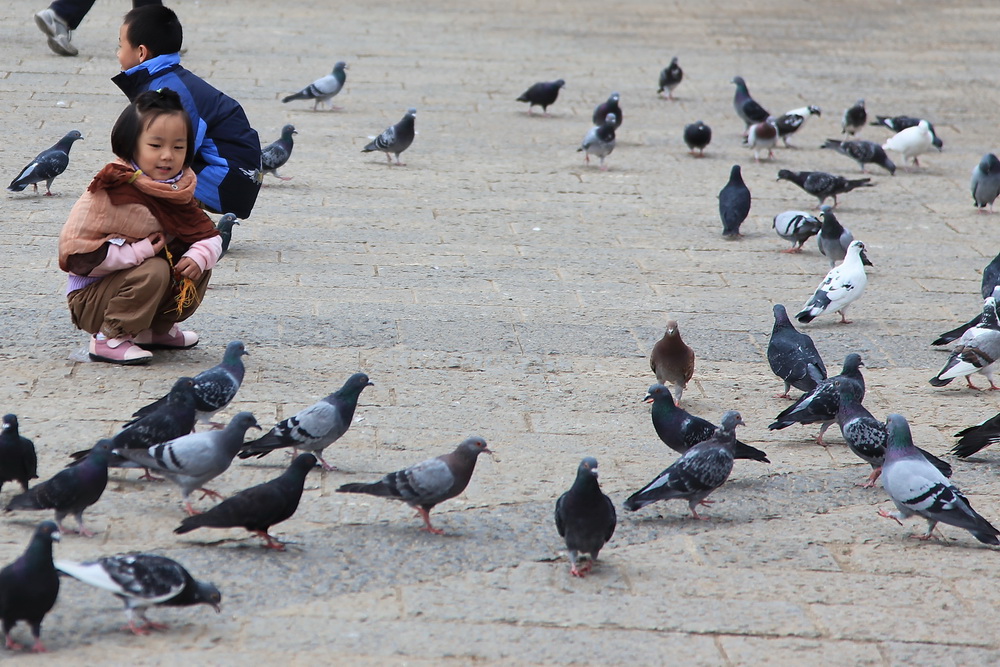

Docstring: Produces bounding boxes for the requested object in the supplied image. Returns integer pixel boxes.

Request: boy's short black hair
[123,5,183,57]
[111,88,195,167]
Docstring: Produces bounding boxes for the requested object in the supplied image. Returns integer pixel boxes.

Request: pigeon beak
[213,604,221,613]
[51,531,61,542]
[366,381,375,387]
[643,395,654,403]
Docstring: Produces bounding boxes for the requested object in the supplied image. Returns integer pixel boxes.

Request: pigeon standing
[767,304,827,398]
[657,57,683,100]
[816,205,857,267]
[719,165,750,238]
[554,457,616,577]
[971,153,1000,213]
[0,522,60,653]
[746,120,777,162]
[592,93,622,128]
[216,213,240,258]
[776,169,874,208]
[239,372,373,471]
[114,412,261,515]
[175,453,316,550]
[820,139,896,175]
[932,262,1000,346]
[362,108,417,165]
[772,210,821,253]
[336,436,492,535]
[623,411,744,518]
[929,297,1000,390]
[649,321,695,404]
[774,105,821,147]
[882,120,935,168]
[871,115,943,149]
[7,130,84,196]
[796,240,871,324]
[683,121,711,156]
[731,76,769,131]
[577,113,617,170]
[768,353,865,445]
[952,412,1000,458]
[55,554,221,635]
[281,61,348,111]
[261,124,297,181]
[6,441,112,537]
[878,414,999,545]
[842,99,867,135]
[516,79,565,115]
[0,415,38,494]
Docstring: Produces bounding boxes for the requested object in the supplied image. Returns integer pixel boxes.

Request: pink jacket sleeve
[89,238,156,277]
[182,236,223,272]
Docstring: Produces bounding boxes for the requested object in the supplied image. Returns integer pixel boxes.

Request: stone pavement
[2,0,1000,663]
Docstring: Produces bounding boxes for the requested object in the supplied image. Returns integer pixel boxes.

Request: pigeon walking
[777,169,874,208]
[657,57,683,100]
[746,120,777,162]
[772,210,821,253]
[683,120,711,156]
[55,554,221,635]
[175,453,316,550]
[0,522,60,653]
[775,105,821,147]
[842,99,867,135]
[7,130,83,196]
[816,205,858,267]
[114,412,261,515]
[282,61,348,111]
[239,372,373,471]
[623,411,744,518]
[821,139,896,175]
[971,153,1000,213]
[649,320,695,405]
[882,120,935,168]
[719,165,750,238]
[261,124,297,181]
[363,108,417,165]
[929,297,1000,390]
[731,76,769,131]
[555,458,616,577]
[336,436,492,535]
[577,113,617,170]
[592,93,622,128]
[216,213,240,258]
[870,115,943,149]
[769,353,865,445]
[932,263,1000,346]
[796,240,871,324]
[0,415,38,494]
[951,412,1000,459]
[7,441,112,537]
[767,304,827,398]
[516,79,565,115]
[879,414,999,545]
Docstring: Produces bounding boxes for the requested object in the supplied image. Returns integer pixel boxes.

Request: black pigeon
[337,436,492,535]
[363,108,417,165]
[216,213,240,258]
[768,353,865,445]
[821,139,896,175]
[516,79,565,115]
[774,105,821,146]
[683,120,711,156]
[175,453,315,550]
[131,342,247,428]
[952,412,1000,459]
[555,457,616,577]
[55,554,221,635]
[7,130,84,196]
[645,384,769,462]
[657,57,683,100]
[592,92,622,129]
[767,304,827,398]
[834,379,951,487]
[623,411,744,519]
[261,124,296,181]
[776,169,873,208]
[842,99,867,135]
[972,153,1000,213]
[0,522,60,653]
[719,165,751,238]
[870,115,943,149]
[0,415,38,494]
[932,256,1000,346]
[731,76,769,130]
[239,372,373,471]
[7,441,112,537]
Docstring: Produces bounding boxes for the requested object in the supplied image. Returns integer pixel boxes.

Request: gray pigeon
[282,61,348,110]
[719,165,750,238]
[772,210,821,253]
[821,139,896,175]
[929,297,1000,390]
[216,213,240,258]
[114,412,261,515]
[767,304,827,398]
[816,205,855,267]
[516,79,565,115]
[0,522,60,653]
[7,130,83,196]
[261,124,297,181]
[769,353,865,445]
[239,372,373,470]
[55,554,220,635]
[932,266,1000,346]
[776,169,873,208]
[592,93,622,128]
[336,436,493,534]
[842,99,867,135]
[555,457,616,577]
[362,108,417,165]
[775,105,821,146]
[870,115,943,149]
[0,414,38,494]
[879,414,999,545]
[971,153,1000,213]
[731,76,769,130]
[657,57,683,100]
[623,411,743,519]
[683,120,711,156]
[578,113,617,170]
[649,320,695,405]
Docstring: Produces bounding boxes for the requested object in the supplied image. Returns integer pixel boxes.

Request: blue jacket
[112,53,262,218]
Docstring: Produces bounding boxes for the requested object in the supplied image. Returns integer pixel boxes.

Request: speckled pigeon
[777,169,873,208]
[7,130,83,196]
[578,113,617,170]
[821,139,896,175]
[841,99,867,135]
[719,165,750,238]
[516,79,565,115]
[657,57,683,100]
[971,153,1000,213]
[363,108,417,165]
[282,61,348,110]
[649,321,695,404]
[796,241,871,324]
[767,304,827,398]
[0,522,60,653]
[772,210,821,253]
[929,297,1000,390]
[261,124,296,181]
[592,92,622,128]
[769,353,865,445]
[683,120,711,156]
[0,415,38,494]
[731,76,769,130]
[555,457,616,577]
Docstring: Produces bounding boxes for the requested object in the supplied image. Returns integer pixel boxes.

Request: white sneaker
[34,8,78,57]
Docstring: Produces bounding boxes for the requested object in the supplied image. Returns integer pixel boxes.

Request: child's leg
[67,258,172,337]
[148,269,212,334]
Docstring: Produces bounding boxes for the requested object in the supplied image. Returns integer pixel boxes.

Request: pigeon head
[981,153,1000,174]
[34,520,61,544]
[848,240,872,266]
[855,99,865,108]
[228,411,261,433]
[776,169,794,182]
[217,213,240,227]
[981,297,998,322]
[608,92,620,104]
[731,76,748,89]
[60,130,85,146]
[884,413,914,455]
[644,383,675,405]
[333,61,348,71]
[290,453,318,473]
[807,105,821,117]
[457,436,492,458]
[224,340,248,362]
[554,79,566,88]
[841,353,864,374]
[1,414,16,431]
[281,124,297,139]
[771,304,792,327]
[718,411,746,435]
[88,438,115,461]
[169,377,197,402]
[406,108,417,117]
[729,164,743,181]
[193,580,222,612]
[664,320,679,337]
[604,113,617,126]
[577,456,599,479]
[339,372,374,397]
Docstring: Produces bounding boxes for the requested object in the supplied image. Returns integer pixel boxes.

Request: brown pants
[67,257,211,339]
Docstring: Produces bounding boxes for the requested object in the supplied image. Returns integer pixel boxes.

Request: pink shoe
[89,335,153,365]
[134,325,199,350]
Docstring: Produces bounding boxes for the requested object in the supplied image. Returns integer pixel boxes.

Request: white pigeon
[796,240,871,324]
[882,119,935,167]
[929,297,1000,390]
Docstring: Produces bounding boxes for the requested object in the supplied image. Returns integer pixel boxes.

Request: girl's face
[135,112,188,180]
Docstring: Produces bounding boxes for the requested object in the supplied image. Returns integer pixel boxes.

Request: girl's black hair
[110,88,195,167]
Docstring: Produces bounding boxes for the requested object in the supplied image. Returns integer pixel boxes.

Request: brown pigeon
[649,321,695,405]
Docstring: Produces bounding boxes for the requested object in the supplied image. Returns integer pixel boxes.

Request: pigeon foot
[254,531,287,550]
[138,469,165,482]
[877,508,904,526]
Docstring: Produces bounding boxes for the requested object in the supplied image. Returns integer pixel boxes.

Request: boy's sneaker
[134,325,199,350]
[89,335,153,365]
[34,8,78,57]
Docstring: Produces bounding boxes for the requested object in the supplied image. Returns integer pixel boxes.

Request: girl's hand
[174,257,203,281]
[148,232,166,254]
